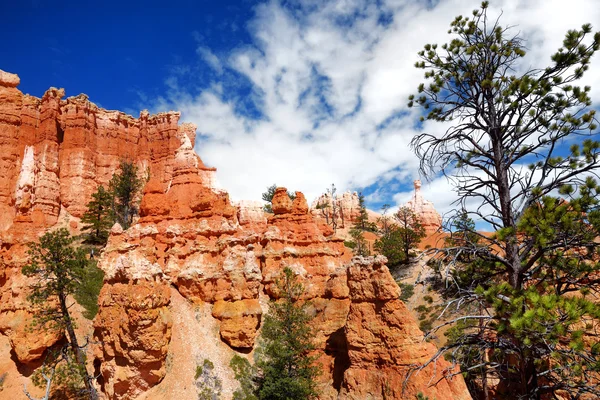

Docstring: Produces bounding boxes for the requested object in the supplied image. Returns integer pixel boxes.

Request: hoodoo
[404,179,442,234]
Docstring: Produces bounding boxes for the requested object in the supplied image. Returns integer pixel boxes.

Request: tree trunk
[59,293,98,400]
[493,132,538,399]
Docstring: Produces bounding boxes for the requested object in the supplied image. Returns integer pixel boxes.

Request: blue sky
[1,0,254,111]
[3,0,600,223]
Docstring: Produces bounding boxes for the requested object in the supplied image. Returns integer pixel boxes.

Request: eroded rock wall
[0,70,219,370]
[94,186,469,400]
[0,70,218,233]
[0,71,469,400]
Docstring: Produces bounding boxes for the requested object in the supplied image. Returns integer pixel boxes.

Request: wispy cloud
[147,0,600,216]
[197,46,223,74]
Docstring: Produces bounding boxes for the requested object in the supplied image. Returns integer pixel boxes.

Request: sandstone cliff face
[0,69,219,370]
[96,185,469,400]
[0,70,219,233]
[0,71,469,400]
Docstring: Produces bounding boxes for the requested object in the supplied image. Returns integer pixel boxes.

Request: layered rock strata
[0,71,469,400]
[0,69,220,368]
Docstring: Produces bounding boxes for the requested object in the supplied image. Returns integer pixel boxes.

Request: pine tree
[355,192,369,231]
[374,227,405,267]
[394,206,425,261]
[348,226,369,256]
[255,268,320,400]
[108,160,144,230]
[409,2,600,397]
[374,204,410,267]
[22,229,98,400]
[348,192,370,256]
[81,185,113,245]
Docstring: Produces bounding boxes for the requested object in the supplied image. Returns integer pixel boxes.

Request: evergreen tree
[230,355,258,400]
[348,226,369,256]
[374,226,405,267]
[255,268,320,400]
[108,160,144,230]
[355,192,369,231]
[73,258,105,320]
[374,204,416,267]
[348,192,370,256]
[81,185,113,245]
[328,184,338,233]
[377,204,393,236]
[262,184,296,213]
[22,229,98,400]
[394,206,425,261]
[409,2,600,397]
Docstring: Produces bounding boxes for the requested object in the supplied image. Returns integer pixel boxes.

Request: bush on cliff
[82,160,145,244]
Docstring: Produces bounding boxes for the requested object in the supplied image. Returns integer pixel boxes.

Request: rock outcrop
[404,179,442,234]
[310,182,443,236]
[0,71,469,400]
[310,190,362,228]
[0,70,220,372]
[0,69,220,233]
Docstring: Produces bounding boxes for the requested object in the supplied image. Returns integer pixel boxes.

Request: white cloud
[149,0,600,214]
[197,46,223,75]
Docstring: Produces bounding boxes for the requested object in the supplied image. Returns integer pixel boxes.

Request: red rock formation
[0,71,469,400]
[234,199,267,230]
[93,281,172,399]
[0,70,221,233]
[0,70,219,373]
[311,182,443,236]
[404,179,442,234]
[311,190,362,228]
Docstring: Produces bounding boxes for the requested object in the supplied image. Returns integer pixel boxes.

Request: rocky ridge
[311,183,442,236]
[0,71,468,399]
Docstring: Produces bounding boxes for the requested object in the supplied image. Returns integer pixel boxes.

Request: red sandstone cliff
[0,70,469,400]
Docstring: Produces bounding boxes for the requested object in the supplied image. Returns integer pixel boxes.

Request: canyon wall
[0,71,468,400]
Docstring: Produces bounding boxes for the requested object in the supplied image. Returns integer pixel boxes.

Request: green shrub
[195,358,221,400]
[230,355,258,400]
[415,305,428,313]
[419,319,433,332]
[398,283,415,302]
[73,259,104,320]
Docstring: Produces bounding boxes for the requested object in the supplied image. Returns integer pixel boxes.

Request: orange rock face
[0,72,469,400]
[93,281,172,399]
